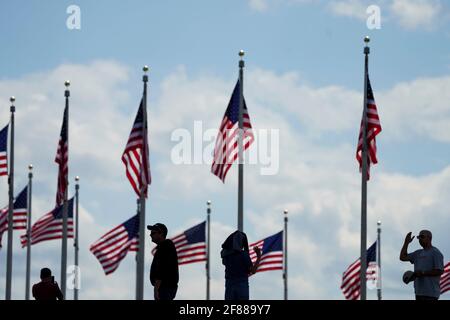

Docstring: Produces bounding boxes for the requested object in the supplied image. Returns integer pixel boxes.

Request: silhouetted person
[400,230,444,300]
[221,230,261,300]
[32,268,64,300]
[148,223,179,300]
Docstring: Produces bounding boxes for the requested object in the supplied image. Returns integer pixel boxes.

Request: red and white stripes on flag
[249,231,283,274]
[211,80,254,182]
[341,241,377,300]
[0,206,26,247]
[20,198,74,247]
[55,105,68,205]
[90,214,139,275]
[172,221,206,265]
[152,221,206,266]
[441,262,450,295]
[341,260,379,300]
[0,123,8,177]
[122,99,151,198]
[0,186,28,247]
[356,75,382,180]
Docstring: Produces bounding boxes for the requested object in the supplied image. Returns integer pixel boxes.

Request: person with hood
[221,230,262,300]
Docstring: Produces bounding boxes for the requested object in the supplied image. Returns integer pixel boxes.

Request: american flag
[249,231,283,274]
[0,124,8,177]
[90,214,139,275]
[211,80,254,182]
[0,186,28,247]
[356,75,382,179]
[55,105,68,205]
[20,198,74,247]
[441,262,450,295]
[152,221,206,265]
[341,241,377,300]
[122,99,151,198]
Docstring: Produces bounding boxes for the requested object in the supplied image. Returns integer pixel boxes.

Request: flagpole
[74,176,80,300]
[237,50,245,232]
[61,80,70,297]
[360,36,370,301]
[206,200,211,300]
[5,96,15,300]
[377,220,382,300]
[25,164,33,300]
[135,198,140,300]
[283,209,288,300]
[136,65,149,300]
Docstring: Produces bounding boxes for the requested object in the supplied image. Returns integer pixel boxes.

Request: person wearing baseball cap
[399,230,444,300]
[147,223,179,300]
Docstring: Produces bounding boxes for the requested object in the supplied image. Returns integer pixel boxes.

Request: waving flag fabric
[249,231,283,274]
[341,241,377,300]
[90,215,139,275]
[211,80,254,182]
[441,262,450,295]
[356,75,382,179]
[55,105,68,205]
[122,99,151,198]
[152,221,206,266]
[0,186,28,247]
[0,124,8,177]
[20,198,74,247]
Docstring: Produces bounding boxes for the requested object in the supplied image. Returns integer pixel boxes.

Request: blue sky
[0,0,450,300]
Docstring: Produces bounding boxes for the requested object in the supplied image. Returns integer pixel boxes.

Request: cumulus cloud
[327,0,371,21]
[379,75,450,142]
[247,0,319,12]
[249,0,269,12]
[248,0,446,31]
[148,64,450,299]
[0,61,449,300]
[326,0,445,30]
[390,0,442,30]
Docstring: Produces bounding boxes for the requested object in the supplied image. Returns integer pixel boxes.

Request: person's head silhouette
[40,268,52,280]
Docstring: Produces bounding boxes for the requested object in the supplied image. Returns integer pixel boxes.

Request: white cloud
[326,0,446,31]
[390,0,442,30]
[328,0,370,20]
[144,65,450,299]
[1,61,450,300]
[248,0,319,12]
[249,0,269,12]
[379,76,450,142]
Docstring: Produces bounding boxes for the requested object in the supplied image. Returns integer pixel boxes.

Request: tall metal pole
[135,198,140,300]
[136,65,149,300]
[377,220,382,300]
[74,176,80,300]
[5,96,15,300]
[206,200,211,300]
[283,209,288,300]
[25,164,33,300]
[61,80,70,297]
[237,50,245,232]
[360,36,370,301]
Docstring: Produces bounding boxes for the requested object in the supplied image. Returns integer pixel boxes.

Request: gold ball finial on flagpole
[364,36,370,44]
[65,80,70,87]
[283,209,288,215]
[207,200,211,206]
[143,65,149,73]
[10,96,15,103]
[377,220,381,226]
[239,50,245,58]
[75,176,80,182]
[28,164,33,171]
